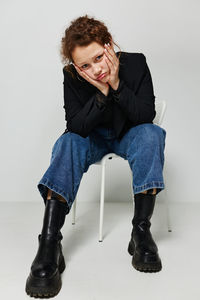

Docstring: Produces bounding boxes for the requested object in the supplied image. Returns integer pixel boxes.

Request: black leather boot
[128,192,162,272]
[25,192,70,298]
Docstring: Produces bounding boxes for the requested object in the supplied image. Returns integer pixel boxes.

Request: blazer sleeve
[63,74,110,138]
[110,53,156,125]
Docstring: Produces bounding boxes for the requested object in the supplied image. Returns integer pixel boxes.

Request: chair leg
[129,168,134,199]
[162,165,172,233]
[129,168,135,214]
[72,196,77,225]
[99,162,106,242]
[163,182,172,232]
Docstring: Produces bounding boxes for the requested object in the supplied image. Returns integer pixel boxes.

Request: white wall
[1,0,199,203]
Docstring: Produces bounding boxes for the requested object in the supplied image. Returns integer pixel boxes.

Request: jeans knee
[54,132,89,150]
[140,123,166,147]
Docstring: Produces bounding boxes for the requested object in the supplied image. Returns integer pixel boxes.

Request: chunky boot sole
[128,240,162,273]
[25,255,66,298]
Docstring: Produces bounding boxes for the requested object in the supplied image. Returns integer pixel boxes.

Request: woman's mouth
[97,73,107,80]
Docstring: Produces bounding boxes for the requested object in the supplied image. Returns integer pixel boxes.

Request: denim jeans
[37,123,166,211]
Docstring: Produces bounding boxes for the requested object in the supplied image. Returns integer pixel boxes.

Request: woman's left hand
[104,43,120,90]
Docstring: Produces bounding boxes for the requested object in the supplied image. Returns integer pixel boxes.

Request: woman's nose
[93,66,101,76]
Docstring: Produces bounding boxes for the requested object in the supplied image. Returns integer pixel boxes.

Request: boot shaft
[132,193,156,227]
[41,198,69,238]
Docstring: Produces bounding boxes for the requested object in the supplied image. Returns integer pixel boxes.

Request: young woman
[25,15,166,298]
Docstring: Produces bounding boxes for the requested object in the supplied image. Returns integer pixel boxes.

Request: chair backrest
[153,100,167,126]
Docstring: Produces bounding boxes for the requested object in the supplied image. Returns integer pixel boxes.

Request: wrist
[112,79,120,91]
[101,90,108,97]
[100,86,109,96]
[110,79,125,102]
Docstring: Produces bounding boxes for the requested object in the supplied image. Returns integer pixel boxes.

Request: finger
[104,49,115,68]
[104,47,114,61]
[105,55,112,69]
[105,57,115,76]
[75,65,98,85]
[104,43,114,55]
[105,50,118,70]
[74,65,88,80]
[74,64,81,74]
[82,71,93,82]
[74,64,84,74]
[104,46,119,68]
[105,44,119,66]
[104,43,117,60]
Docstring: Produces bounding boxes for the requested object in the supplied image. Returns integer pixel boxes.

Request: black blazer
[62,51,156,140]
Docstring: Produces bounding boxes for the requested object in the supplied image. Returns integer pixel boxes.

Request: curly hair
[60,14,122,80]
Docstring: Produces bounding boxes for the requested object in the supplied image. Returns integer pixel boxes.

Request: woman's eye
[81,55,102,69]
[96,55,102,60]
[82,64,88,69]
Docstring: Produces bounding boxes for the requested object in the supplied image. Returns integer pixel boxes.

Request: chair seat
[94,153,120,165]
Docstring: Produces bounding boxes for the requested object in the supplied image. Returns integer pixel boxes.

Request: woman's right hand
[73,64,109,96]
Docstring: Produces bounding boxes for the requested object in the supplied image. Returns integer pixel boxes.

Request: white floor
[0,200,200,300]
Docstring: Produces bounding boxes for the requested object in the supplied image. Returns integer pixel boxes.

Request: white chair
[71,100,171,241]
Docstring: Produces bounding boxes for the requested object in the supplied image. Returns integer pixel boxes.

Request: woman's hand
[73,64,109,96]
[104,43,120,90]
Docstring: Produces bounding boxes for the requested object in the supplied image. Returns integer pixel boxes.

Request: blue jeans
[37,123,166,211]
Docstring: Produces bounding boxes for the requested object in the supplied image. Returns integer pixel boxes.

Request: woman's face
[71,41,112,82]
